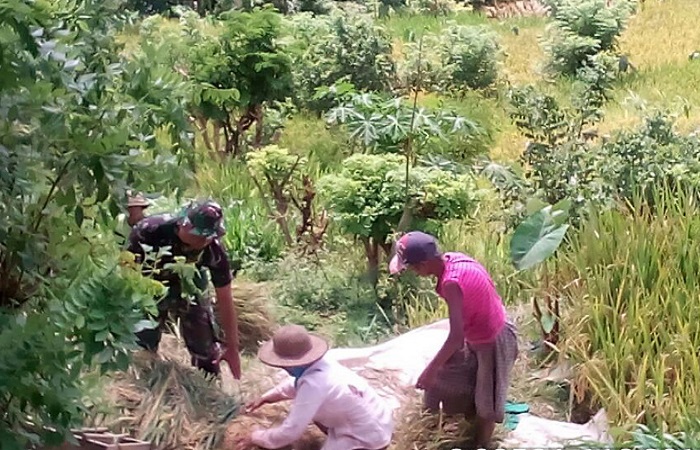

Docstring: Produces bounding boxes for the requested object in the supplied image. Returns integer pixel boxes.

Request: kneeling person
[243,325,394,450]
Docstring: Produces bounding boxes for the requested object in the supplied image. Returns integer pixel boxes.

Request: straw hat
[127,192,150,208]
[257,324,329,368]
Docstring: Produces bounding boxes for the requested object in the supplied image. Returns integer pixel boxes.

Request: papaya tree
[326,91,483,162]
[319,153,479,285]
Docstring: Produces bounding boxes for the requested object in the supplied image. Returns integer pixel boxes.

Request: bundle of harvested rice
[221,403,326,450]
[390,396,476,450]
[94,347,241,450]
[215,282,277,355]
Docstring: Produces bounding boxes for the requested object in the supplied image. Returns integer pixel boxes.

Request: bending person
[389,231,518,449]
[242,324,394,450]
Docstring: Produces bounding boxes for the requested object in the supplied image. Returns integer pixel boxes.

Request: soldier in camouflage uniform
[126,199,241,379]
[115,192,151,246]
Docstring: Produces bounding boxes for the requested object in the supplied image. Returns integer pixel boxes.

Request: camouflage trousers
[135,287,224,377]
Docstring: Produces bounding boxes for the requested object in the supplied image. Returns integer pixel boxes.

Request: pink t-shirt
[436,252,506,344]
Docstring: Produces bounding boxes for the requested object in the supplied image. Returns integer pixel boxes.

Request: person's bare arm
[429,281,465,369]
[215,284,241,379]
[416,281,464,389]
[246,378,296,413]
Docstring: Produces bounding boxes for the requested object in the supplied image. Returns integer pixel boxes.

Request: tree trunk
[362,237,380,287]
[253,105,264,149]
[273,197,293,246]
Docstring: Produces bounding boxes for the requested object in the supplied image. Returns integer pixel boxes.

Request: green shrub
[286,12,396,112]
[318,153,480,284]
[542,0,636,76]
[438,25,501,91]
[0,0,196,444]
[400,24,500,94]
[600,110,700,205]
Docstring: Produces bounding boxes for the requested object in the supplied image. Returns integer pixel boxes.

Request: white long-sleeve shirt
[251,356,394,450]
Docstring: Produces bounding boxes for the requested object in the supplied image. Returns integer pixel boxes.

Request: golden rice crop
[555,188,700,436]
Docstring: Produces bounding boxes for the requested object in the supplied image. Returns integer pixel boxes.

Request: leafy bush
[542,0,636,76]
[318,153,479,283]
[185,7,295,155]
[0,1,196,444]
[438,25,501,91]
[286,13,396,112]
[600,110,700,205]
[503,53,618,225]
[507,76,700,226]
[400,24,501,94]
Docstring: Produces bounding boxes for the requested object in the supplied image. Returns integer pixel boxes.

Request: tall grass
[555,188,700,436]
[195,156,285,268]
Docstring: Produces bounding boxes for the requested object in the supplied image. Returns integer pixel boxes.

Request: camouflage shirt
[126,213,234,289]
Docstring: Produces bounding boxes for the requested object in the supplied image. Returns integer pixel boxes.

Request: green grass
[277,114,349,173]
[381,10,490,40]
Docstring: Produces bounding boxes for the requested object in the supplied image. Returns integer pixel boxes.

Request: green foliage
[400,24,500,94]
[510,199,570,271]
[318,153,478,279]
[599,109,700,205]
[0,0,194,446]
[504,54,618,224]
[326,91,483,161]
[286,13,396,112]
[166,7,295,154]
[0,258,166,449]
[247,144,307,182]
[542,0,636,76]
[506,56,700,227]
[439,25,500,91]
[628,420,700,449]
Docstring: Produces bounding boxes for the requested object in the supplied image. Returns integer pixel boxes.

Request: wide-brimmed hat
[127,192,150,208]
[258,324,329,368]
[389,231,441,274]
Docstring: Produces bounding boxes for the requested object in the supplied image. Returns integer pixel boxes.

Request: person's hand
[216,346,241,380]
[236,433,254,450]
[245,396,267,414]
[416,365,437,391]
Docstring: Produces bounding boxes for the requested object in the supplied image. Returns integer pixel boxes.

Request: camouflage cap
[178,200,225,238]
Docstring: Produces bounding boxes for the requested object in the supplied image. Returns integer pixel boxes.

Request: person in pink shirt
[241,324,394,450]
[389,231,518,449]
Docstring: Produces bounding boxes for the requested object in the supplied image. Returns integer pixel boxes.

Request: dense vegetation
[3,0,700,448]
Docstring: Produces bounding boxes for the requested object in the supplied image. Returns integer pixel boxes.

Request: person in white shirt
[241,324,394,450]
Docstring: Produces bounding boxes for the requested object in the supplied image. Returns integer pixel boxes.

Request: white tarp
[264,319,612,448]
